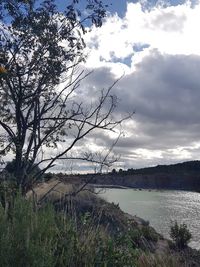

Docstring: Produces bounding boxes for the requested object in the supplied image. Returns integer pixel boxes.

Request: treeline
[111,160,200,176]
[44,160,200,180]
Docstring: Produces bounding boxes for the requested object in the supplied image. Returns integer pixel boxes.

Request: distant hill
[81,160,200,191]
[122,160,200,175]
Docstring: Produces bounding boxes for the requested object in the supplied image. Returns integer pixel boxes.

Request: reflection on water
[100,189,200,250]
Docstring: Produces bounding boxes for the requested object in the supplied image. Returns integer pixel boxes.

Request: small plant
[129,228,141,248]
[140,226,158,242]
[170,221,192,249]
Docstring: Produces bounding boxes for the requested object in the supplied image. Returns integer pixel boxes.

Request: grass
[137,253,183,267]
[0,180,200,267]
[0,193,140,267]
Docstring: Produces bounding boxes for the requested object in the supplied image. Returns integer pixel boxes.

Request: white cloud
[84,1,200,74]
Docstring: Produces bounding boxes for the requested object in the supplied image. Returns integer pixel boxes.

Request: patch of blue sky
[98,42,150,67]
[133,43,150,52]
[139,0,198,9]
[120,55,133,67]
[106,1,136,17]
[100,52,132,67]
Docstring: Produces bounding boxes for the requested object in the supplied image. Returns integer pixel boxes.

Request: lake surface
[99,188,200,250]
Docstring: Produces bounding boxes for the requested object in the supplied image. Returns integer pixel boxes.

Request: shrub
[129,228,142,248]
[170,221,192,249]
[140,226,158,242]
[0,194,139,266]
[5,159,41,178]
[43,172,54,181]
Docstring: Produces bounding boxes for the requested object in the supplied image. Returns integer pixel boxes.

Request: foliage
[170,221,192,249]
[43,172,54,181]
[128,225,158,251]
[0,0,129,194]
[0,194,139,267]
[5,159,41,181]
[140,226,158,243]
[129,228,142,248]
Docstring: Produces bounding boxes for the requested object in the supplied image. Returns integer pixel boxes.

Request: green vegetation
[170,221,192,250]
[0,183,199,267]
[0,194,140,267]
[140,226,158,243]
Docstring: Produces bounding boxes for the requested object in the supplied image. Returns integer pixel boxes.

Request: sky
[2,0,200,173]
[64,0,200,172]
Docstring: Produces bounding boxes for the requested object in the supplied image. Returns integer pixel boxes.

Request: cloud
[74,0,200,170]
[77,49,200,169]
[84,1,200,74]
[148,9,186,32]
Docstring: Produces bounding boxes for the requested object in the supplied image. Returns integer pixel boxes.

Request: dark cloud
[124,52,200,120]
[76,51,200,169]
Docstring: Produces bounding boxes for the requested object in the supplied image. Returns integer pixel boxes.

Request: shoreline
[90,183,131,189]
[90,183,200,193]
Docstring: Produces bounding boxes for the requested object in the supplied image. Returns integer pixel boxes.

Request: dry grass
[138,253,187,267]
[27,179,75,202]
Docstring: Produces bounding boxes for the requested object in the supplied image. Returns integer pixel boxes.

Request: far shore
[90,183,131,189]
[89,183,200,192]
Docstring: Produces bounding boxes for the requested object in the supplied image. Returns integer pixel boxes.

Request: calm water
[99,189,200,250]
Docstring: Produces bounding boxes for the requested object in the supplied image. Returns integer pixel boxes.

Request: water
[99,188,200,250]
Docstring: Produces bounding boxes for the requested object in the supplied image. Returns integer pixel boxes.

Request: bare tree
[0,0,131,194]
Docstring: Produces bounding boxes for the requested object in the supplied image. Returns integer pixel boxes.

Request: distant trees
[0,0,130,194]
[110,168,125,176]
[111,168,117,175]
[125,160,200,176]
